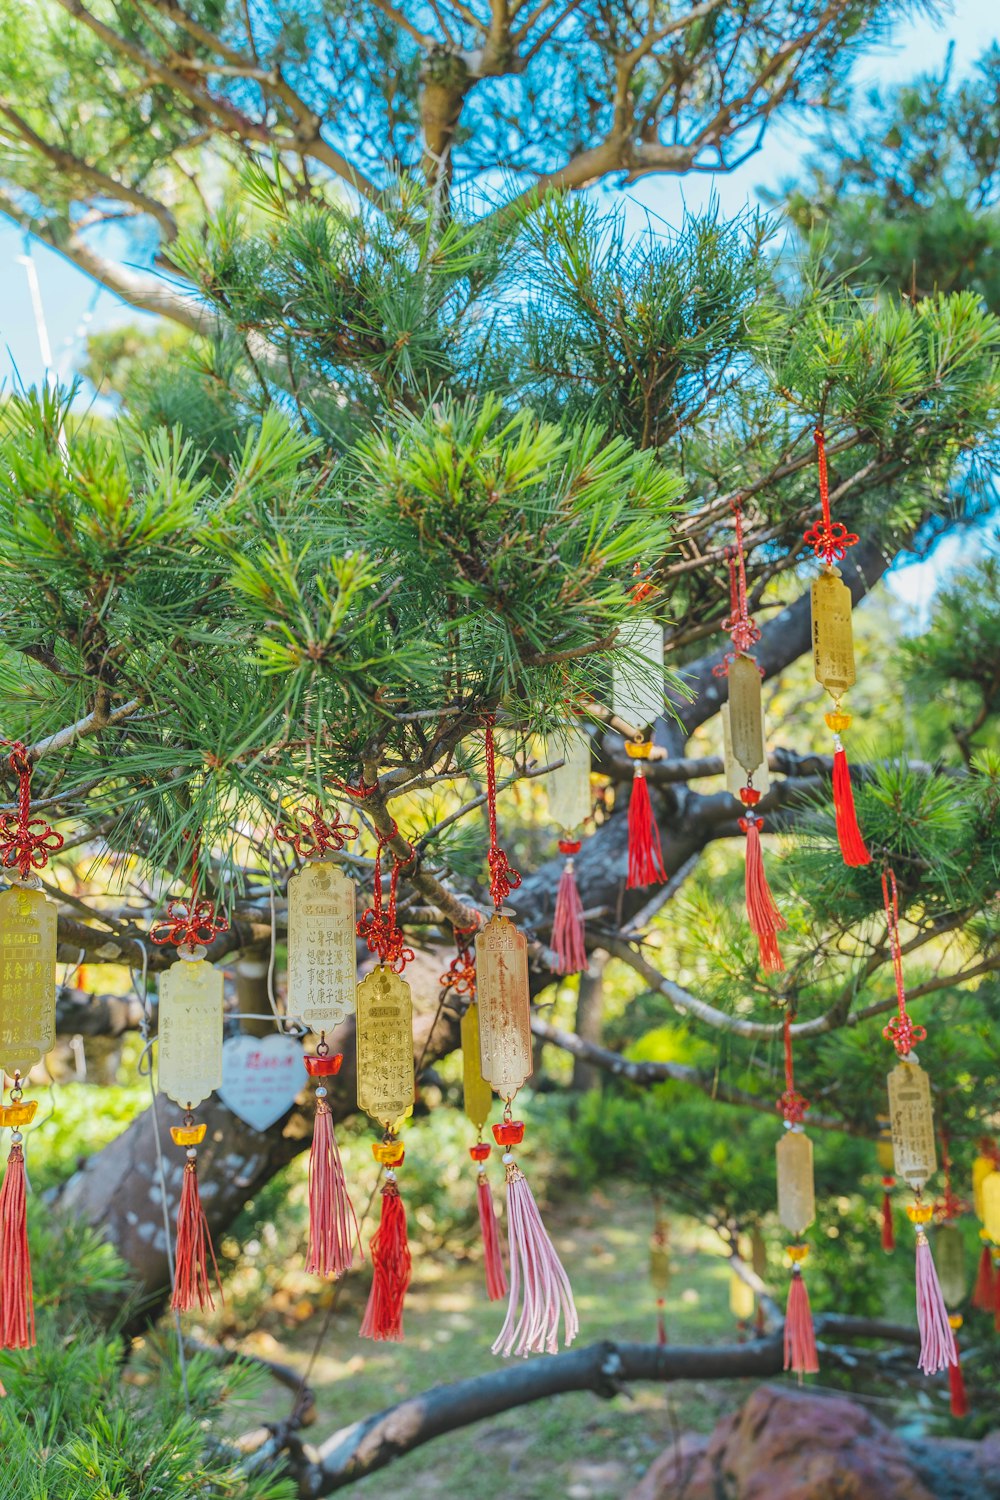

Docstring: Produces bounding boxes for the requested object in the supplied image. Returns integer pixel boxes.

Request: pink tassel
[476,1170,508,1302]
[172,1150,222,1314]
[494,1160,578,1357]
[551,849,587,975]
[306,1092,360,1279]
[832,743,871,867]
[627,767,666,889]
[0,1137,34,1349]
[741,808,786,973]
[915,1227,958,1375]
[783,1263,819,1376]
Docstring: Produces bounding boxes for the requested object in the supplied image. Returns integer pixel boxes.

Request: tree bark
[570,951,607,1091]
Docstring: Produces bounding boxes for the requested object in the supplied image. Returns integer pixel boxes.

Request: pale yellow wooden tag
[461,1001,493,1132]
[721,702,770,797]
[544,727,591,831]
[727,653,766,778]
[475,914,532,1099]
[776,1129,815,1237]
[286,861,357,1035]
[0,884,56,1076]
[158,958,224,1109]
[612,619,664,729]
[355,964,414,1130]
[887,1060,937,1192]
[812,568,856,699]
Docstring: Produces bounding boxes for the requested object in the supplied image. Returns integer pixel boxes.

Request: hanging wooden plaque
[158,958,224,1109]
[886,1060,937,1192]
[934,1223,967,1307]
[544,727,591,831]
[475,914,532,1100]
[0,883,56,1077]
[461,1001,494,1133]
[983,1171,1000,1246]
[776,1129,815,1237]
[729,1267,755,1320]
[727,653,766,778]
[286,861,357,1035]
[356,963,413,1131]
[721,703,770,798]
[973,1153,996,1221]
[612,619,664,729]
[812,568,856,699]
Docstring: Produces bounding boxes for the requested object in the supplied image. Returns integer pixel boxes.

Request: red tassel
[994,1254,1000,1335]
[742,812,786,972]
[360,1174,411,1342]
[627,767,666,889]
[832,744,871,867]
[307,1095,360,1279]
[551,852,587,975]
[0,1139,34,1350]
[476,1170,508,1302]
[949,1330,969,1418]
[881,1180,896,1253]
[172,1152,222,1313]
[783,1263,819,1376]
[972,1242,995,1311]
[656,1303,667,1346]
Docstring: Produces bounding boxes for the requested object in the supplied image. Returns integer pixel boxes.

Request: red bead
[469,1142,491,1162]
[558,839,582,856]
[305,1053,344,1077]
[739,787,761,807]
[492,1120,525,1146]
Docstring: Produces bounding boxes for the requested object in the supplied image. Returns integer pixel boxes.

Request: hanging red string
[804,430,860,567]
[484,719,521,910]
[776,1013,818,1377]
[713,505,762,680]
[880,869,927,1057]
[275,802,358,861]
[0,742,63,878]
[356,822,415,973]
[149,840,228,950]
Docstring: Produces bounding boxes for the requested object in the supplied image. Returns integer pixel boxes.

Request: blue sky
[0,0,995,611]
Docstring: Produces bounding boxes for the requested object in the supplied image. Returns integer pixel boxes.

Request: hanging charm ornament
[807,429,871,867]
[935,1131,970,1417]
[649,1211,670,1345]
[355,826,415,1342]
[775,1013,818,1377]
[478,722,578,1357]
[714,508,785,971]
[972,1140,999,1315]
[882,869,956,1376]
[875,1115,896,1253]
[614,572,667,891]
[277,801,361,1280]
[457,972,507,1303]
[0,742,63,1354]
[154,858,226,1314]
[545,725,591,975]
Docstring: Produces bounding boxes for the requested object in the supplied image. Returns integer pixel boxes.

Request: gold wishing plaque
[0,884,57,1076]
[887,1060,937,1192]
[286,861,357,1035]
[475,914,532,1100]
[812,568,856,699]
[776,1129,815,1238]
[721,702,770,799]
[983,1172,1000,1246]
[158,959,224,1110]
[462,1001,494,1132]
[935,1222,967,1308]
[727,653,766,779]
[544,727,591,832]
[356,964,414,1131]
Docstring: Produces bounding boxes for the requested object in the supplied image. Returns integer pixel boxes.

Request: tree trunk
[571,951,608,1092]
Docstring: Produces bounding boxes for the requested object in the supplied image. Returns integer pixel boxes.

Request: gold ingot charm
[0,1099,37,1129]
[170,1122,207,1147]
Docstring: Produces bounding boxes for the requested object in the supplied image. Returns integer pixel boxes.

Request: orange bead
[372,1139,405,1166]
[492,1120,525,1146]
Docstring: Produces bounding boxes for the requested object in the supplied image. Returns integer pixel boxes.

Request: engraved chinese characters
[887,1060,937,1192]
[158,958,224,1109]
[286,862,357,1034]
[475,914,532,1100]
[776,1130,816,1237]
[462,1001,493,1132]
[721,702,770,799]
[356,964,414,1130]
[812,569,856,700]
[0,884,57,1076]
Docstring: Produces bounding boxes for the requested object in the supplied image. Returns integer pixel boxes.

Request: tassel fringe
[627,769,666,889]
[949,1335,969,1418]
[551,859,587,975]
[360,1176,411,1342]
[915,1231,958,1375]
[0,1140,34,1350]
[742,814,786,973]
[881,1186,896,1253]
[476,1171,508,1302]
[494,1163,578,1357]
[832,744,871,867]
[972,1243,994,1311]
[172,1154,222,1313]
[783,1265,819,1376]
[656,1306,667,1346]
[307,1098,360,1279]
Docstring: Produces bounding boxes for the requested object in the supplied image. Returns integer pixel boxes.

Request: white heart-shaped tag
[218,1032,307,1132]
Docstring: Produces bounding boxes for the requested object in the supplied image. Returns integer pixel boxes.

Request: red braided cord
[357,821,415,972]
[0,741,64,878]
[881,868,926,1055]
[777,1010,809,1123]
[149,835,228,948]
[484,720,520,909]
[713,502,761,677]
[804,430,859,565]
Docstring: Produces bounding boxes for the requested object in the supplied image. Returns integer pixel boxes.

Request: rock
[631,1384,936,1500]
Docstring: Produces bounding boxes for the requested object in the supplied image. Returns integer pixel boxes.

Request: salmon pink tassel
[783,1254,819,1376]
[948,1319,969,1417]
[831,740,871,867]
[881,1177,896,1253]
[912,1215,958,1375]
[171,1144,222,1313]
[740,797,786,972]
[551,842,587,975]
[492,1122,578,1358]
[972,1240,994,1311]
[626,752,666,889]
[360,1168,411,1342]
[476,1166,508,1302]
[0,1134,34,1350]
[306,1093,359,1279]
